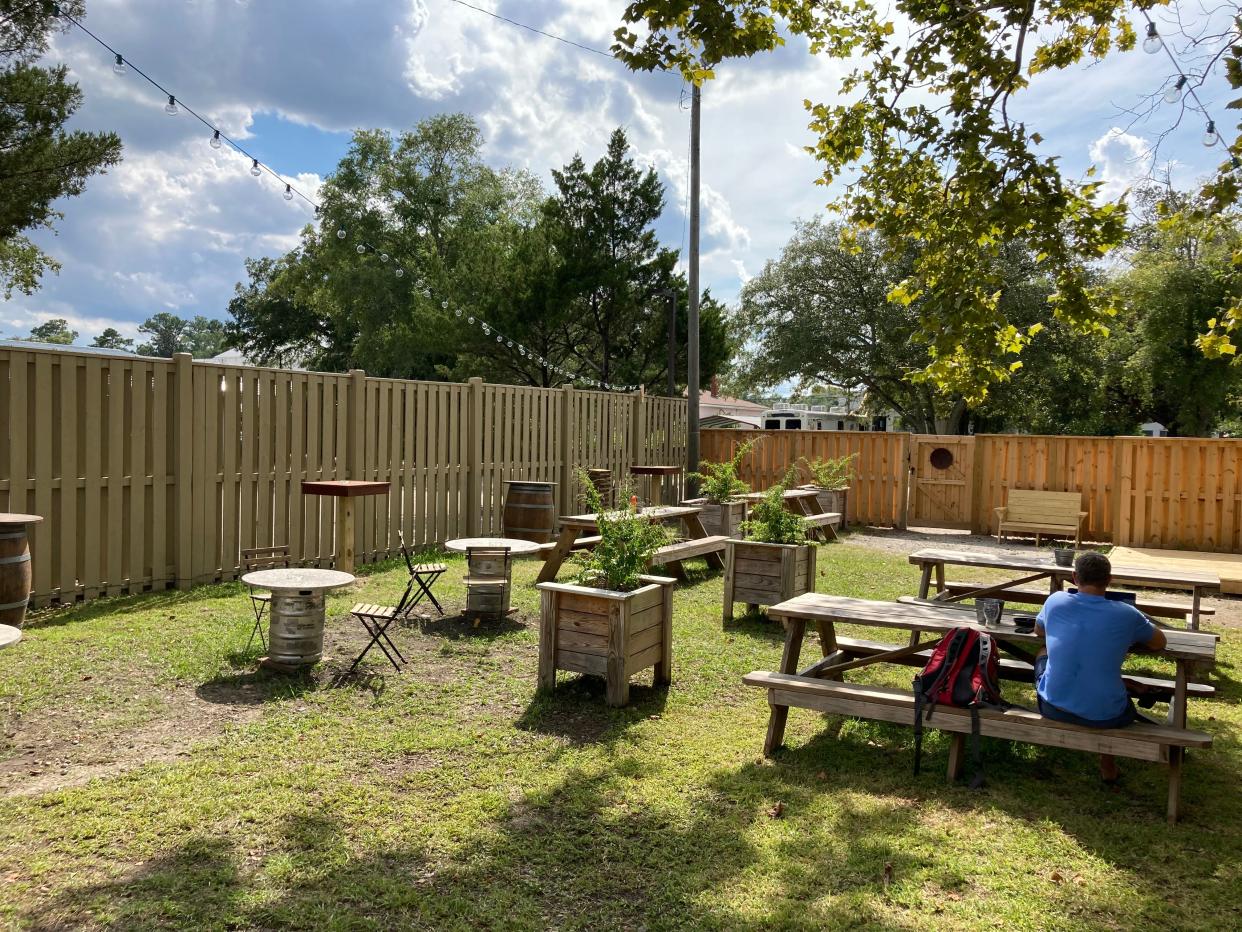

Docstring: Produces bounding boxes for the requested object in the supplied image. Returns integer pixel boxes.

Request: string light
[1143,22,1163,54]
[51,6,647,395]
[1203,120,1218,147]
[1163,75,1187,104]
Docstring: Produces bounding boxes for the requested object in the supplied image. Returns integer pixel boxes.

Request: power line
[444,0,615,60]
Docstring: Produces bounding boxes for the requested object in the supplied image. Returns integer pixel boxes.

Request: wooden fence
[702,428,1242,553]
[1,346,686,607]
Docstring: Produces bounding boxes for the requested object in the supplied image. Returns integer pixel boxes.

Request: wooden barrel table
[502,481,557,543]
[0,513,43,629]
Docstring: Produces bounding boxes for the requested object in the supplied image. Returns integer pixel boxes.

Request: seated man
[1035,551,1167,783]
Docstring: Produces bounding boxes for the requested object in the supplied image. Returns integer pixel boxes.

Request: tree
[25,317,76,344]
[1,1,122,298]
[136,313,187,358]
[90,327,134,351]
[615,1,1142,401]
[183,315,228,358]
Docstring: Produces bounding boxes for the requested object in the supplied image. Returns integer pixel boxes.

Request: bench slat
[651,535,729,563]
[938,580,1214,618]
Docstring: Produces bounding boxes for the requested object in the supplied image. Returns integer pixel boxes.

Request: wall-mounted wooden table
[300,481,390,574]
[629,465,683,506]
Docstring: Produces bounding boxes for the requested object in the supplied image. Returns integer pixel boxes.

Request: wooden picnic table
[908,547,1221,630]
[536,504,723,583]
[739,488,838,540]
[754,593,1218,821]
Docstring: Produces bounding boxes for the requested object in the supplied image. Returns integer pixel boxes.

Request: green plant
[740,480,807,545]
[689,439,757,503]
[573,469,671,591]
[800,453,857,490]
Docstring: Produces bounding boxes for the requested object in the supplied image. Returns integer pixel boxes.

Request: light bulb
[421,288,430,297]
[322,274,329,282]
[336,228,347,239]
[395,268,404,278]
[496,335,503,343]
[283,184,294,201]
[467,316,475,325]
[1203,121,1218,147]
[250,159,261,177]
[482,324,491,335]
[356,243,366,254]
[380,253,389,263]
[1143,22,1162,54]
[455,309,463,317]
[441,300,448,309]
[209,130,222,150]
[164,95,178,115]
[1164,76,1187,104]
[506,341,513,348]
[113,53,126,75]
[416,278,425,288]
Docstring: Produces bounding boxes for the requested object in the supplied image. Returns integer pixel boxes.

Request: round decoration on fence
[929,447,955,470]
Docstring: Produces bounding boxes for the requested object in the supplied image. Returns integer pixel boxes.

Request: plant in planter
[535,473,676,707]
[723,482,816,622]
[799,453,857,522]
[686,438,757,536]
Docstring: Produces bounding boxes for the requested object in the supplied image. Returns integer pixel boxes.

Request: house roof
[698,391,766,413]
[0,339,141,358]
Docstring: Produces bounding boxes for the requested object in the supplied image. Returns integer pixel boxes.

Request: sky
[5,0,1234,346]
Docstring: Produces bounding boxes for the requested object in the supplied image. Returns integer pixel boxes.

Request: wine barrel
[0,515,41,629]
[502,481,556,543]
[267,592,327,667]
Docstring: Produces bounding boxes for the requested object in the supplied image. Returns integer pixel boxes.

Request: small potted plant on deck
[799,453,856,522]
[723,476,816,622]
[686,438,756,537]
[536,473,675,707]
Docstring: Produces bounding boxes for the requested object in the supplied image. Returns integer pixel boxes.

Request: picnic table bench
[745,593,1217,823]
[535,505,726,583]
[994,489,1088,547]
[909,547,1220,630]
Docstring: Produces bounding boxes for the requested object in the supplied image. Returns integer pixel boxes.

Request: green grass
[1,537,1240,930]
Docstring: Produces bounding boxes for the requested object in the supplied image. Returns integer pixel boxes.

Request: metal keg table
[241,568,355,671]
[445,537,541,621]
[0,513,42,629]
[300,481,390,574]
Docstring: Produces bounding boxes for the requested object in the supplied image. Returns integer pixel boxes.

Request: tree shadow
[516,675,670,748]
[408,611,528,642]
[195,668,322,707]
[22,585,236,631]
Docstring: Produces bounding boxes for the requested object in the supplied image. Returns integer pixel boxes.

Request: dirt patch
[0,684,261,798]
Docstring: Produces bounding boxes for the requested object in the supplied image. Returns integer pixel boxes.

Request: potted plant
[686,438,756,536]
[723,479,816,622]
[799,453,856,522]
[536,473,675,707]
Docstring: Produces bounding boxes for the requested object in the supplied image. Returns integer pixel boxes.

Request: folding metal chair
[241,545,290,650]
[347,583,413,674]
[397,529,446,615]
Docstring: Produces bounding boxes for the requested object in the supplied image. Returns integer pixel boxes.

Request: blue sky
[5,0,1233,346]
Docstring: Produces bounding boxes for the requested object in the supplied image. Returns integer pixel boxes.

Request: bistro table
[300,481,390,574]
[0,624,21,651]
[241,567,355,671]
[536,504,722,583]
[629,465,683,506]
[907,547,1221,630]
[446,537,542,620]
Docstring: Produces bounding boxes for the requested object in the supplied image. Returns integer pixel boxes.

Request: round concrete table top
[0,513,43,526]
[241,568,356,592]
[0,624,22,650]
[445,537,543,556]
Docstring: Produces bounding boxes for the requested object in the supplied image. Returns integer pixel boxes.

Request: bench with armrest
[994,489,1088,547]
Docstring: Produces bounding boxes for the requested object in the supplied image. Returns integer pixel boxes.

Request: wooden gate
[909,435,975,529]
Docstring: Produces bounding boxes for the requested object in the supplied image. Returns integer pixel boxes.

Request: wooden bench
[744,671,1212,823]
[938,580,1216,624]
[650,535,729,579]
[536,535,602,558]
[994,489,1088,547]
[802,511,842,541]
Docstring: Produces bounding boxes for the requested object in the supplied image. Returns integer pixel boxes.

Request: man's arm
[1143,624,1167,651]
[1135,611,1166,651]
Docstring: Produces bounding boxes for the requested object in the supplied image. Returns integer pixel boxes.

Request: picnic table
[908,547,1221,630]
[535,505,725,583]
[748,593,1217,822]
[738,488,840,540]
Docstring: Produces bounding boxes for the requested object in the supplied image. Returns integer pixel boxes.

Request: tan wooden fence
[702,428,1242,553]
[1,346,686,607]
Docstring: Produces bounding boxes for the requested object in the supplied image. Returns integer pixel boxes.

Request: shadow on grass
[195,668,322,707]
[408,611,527,642]
[22,584,242,631]
[516,675,671,748]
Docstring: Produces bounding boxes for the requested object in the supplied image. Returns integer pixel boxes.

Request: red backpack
[912,627,1009,788]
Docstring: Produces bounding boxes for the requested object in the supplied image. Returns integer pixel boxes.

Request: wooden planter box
[683,498,747,537]
[536,575,676,707]
[723,539,816,622]
[801,485,849,522]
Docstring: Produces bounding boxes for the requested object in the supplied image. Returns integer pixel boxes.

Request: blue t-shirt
[1036,591,1156,722]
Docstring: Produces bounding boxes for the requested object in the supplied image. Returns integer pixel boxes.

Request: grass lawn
[1,535,1240,930]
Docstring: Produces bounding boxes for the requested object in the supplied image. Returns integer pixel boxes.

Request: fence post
[173,353,194,590]
[895,432,912,530]
[466,377,484,536]
[630,388,647,472]
[559,383,575,514]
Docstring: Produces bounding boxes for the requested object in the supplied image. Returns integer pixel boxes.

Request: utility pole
[686,83,701,494]
[665,289,677,396]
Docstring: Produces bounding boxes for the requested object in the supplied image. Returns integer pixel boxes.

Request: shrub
[740,475,807,545]
[800,453,857,490]
[573,469,670,591]
[690,438,757,503]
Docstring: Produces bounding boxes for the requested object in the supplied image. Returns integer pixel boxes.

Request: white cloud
[1088,127,1155,200]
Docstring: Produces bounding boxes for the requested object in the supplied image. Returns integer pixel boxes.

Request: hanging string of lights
[49,3,644,392]
[1140,11,1237,157]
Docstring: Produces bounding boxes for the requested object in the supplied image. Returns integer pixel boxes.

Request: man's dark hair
[1074,551,1111,587]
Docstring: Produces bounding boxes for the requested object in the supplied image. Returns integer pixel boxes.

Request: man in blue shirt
[1035,551,1167,783]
